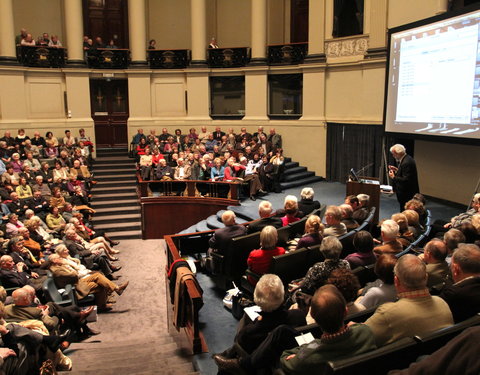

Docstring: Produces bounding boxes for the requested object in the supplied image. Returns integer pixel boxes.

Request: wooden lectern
[346,177,380,224]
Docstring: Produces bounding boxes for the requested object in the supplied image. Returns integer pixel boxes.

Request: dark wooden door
[83,0,129,48]
[290,0,309,43]
[90,79,129,147]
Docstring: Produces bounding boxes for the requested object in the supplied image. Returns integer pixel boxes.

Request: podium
[346,177,380,224]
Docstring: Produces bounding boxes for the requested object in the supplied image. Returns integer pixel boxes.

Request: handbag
[232,291,254,320]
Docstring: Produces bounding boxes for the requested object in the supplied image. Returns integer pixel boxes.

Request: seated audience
[327,268,365,316]
[247,226,285,284]
[208,210,246,257]
[364,254,453,346]
[296,236,350,295]
[215,274,306,359]
[215,284,376,374]
[440,243,480,323]
[391,213,414,247]
[340,203,359,231]
[297,187,320,215]
[444,228,466,259]
[422,239,452,288]
[15,177,32,200]
[296,215,323,250]
[323,205,347,237]
[357,254,397,309]
[373,219,403,256]
[48,253,128,312]
[405,196,427,224]
[247,201,282,234]
[345,230,377,269]
[403,209,423,237]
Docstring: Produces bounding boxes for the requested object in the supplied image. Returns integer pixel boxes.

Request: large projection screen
[385,6,480,142]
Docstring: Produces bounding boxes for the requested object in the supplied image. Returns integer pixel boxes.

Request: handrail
[164,234,208,353]
[137,173,240,200]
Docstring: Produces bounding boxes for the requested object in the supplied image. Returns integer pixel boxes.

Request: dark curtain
[326,123,384,183]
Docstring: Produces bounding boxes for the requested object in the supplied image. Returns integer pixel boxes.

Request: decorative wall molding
[325,36,369,58]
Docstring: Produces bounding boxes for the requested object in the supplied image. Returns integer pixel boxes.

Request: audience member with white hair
[247,201,282,234]
[323,205,347,237]
[214,274,306,360]
[297,187,320,215]
[374,219,403,256]
[281,196,300,227]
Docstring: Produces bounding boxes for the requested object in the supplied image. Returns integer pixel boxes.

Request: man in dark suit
[248,201,282,234]
[440,243,480,323]
[388,144,420,211]
[213,127,226,141]
[208,211,247,256]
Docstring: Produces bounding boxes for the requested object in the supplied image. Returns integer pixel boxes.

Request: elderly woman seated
[247,226,286,285]
[295,215,324,250]
[214,274,306,361]
[48,250,128,312]
[323,205,347,237]
[297,187,321,215]
[294,236,350,296]
[344,230,377,269]
[281,195,301,227]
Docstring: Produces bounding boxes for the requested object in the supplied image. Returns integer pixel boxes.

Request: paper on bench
[244,305,262,321]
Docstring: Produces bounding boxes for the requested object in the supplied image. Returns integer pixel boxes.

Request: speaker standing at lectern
[388,144,420,211]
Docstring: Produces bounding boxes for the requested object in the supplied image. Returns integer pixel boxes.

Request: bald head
[424,239,448,263]
[12,288,32,306]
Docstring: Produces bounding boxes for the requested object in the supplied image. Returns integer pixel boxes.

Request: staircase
[91,148,141,240]
[61,336,199,375]
[280,157,323,190]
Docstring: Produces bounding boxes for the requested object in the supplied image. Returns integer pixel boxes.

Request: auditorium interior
[0,0,479,374]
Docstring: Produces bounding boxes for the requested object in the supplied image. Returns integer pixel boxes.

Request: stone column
[64,0,85,65]
[128,0,147,65]
[0,0,17,63]
[364,0,388,58]
[305,0,326,63]
[191,0,207,66]
[250,0,267,64]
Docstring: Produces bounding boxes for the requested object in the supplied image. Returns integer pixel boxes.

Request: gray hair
[300,187,314,200]
[394,254,427,290]
[452,243,480,274]
[254,274,284,312]
[258,201,273,217]
[221,210,236,226]
[320,236,343,259]
[390,144,406,155]
[381,219,400,239]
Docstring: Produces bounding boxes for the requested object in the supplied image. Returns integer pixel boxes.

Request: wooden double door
[90,79,129,147]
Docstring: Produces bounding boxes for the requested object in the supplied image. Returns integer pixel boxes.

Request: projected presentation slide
[385,8,480,140]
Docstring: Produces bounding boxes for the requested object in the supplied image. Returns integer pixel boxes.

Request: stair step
[92,186,137,193]
[284,161,299,169]
[195,220,210,232]
[283,171,315,181]
[94,222,141,232]
[92,213,141,224]
[283,166,307,175]
[206,215,224,230]
[91,199,139,208]
[94,180,136,187]
[92,193,138,201]
[92,163,135,170]
[227,206,257,221]
[94,168,135,175]
[280,175,324,189]
[93,206,141,215]
[95,175,137,182]
[108,229,142,239]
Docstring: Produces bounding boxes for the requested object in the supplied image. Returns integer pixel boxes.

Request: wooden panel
[141,197,240,239]
[346,179,380,224]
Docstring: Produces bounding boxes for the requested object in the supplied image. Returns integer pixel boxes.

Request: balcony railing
[207,47,251,68]
[147,49,191,69]
[267,42,308,65]
[16,45,66,68]
[86,48,130,69]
